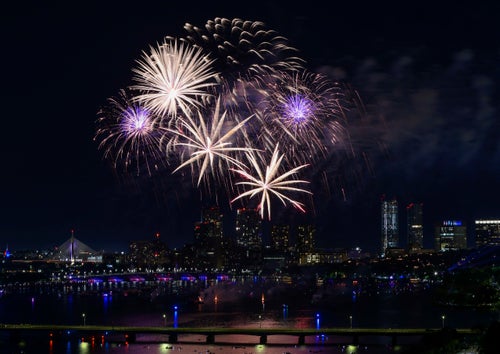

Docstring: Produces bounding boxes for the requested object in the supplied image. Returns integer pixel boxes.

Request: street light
[441,315,445,328]
[82,313,86,326]
[259,315,262,328]
[163,313,167,327]
[349,315,353,329]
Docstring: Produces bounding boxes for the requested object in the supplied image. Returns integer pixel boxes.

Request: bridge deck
[0,323,480,335]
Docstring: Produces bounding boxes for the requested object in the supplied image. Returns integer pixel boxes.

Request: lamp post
[441,315,445,328]
[82,313,86,326]
[349,315,353,329]
[163,313,167,327]
[259,315,262,328]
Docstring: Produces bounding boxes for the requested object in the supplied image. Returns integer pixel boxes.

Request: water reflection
[173,305,178,328]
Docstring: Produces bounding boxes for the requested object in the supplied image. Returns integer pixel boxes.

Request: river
[0,275,497,353]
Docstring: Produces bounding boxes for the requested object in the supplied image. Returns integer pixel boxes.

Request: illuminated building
[193,221,217,267]
[128,232,169,267]
[270,224,290,252]
[381,197,399,255]
[298,248,348,265]
[296,224,315,253]
[475,219,500,247]
[202,205,223,238]
[434,220,467,251]
[407,202,424,252]
[235,208,262,267]
[194,206,225,268]
[235,208,262,249]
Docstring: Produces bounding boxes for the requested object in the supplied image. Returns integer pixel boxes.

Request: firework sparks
[94,88,169,176]
[171,97,255,187]
[182,17,304,79]
[131,38,218,119]
[230,144,312,219]
[96,17,368,218]
[256,70,348,166]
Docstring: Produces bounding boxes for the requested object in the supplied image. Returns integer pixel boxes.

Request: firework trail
[230,144,311,220]
[131,37,218,120]
[94,88,170,176]
[170,96,256,187]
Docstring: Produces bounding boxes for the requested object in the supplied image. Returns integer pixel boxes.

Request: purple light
[282,94,314,127]
[121,107,153,135]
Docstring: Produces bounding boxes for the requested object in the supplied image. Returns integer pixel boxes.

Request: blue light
[173,307,178,328]
[443,220,462,226]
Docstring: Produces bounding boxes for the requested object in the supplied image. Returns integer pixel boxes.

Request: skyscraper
[270,224,290,252]
[475,219,500,247]
[195,206,225,268]
[435,220,467,251]
[235,208,263,268]
[202,206,223,238]
[381,197,399,255]
[407,202,424,252]
[235,208,262,249]
[296,224,315,253]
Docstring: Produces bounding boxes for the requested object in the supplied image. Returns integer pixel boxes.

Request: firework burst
[131,38,218,120]
[94,88,169,176]
[255,70,348,166]
[96,17,369,221]
[181,17,304,80]
[170,97,255,187]
[230,144,312,220]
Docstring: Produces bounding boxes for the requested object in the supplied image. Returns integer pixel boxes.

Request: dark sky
[1,1,499,253]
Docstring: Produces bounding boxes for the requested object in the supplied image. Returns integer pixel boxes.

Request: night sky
[1,1,499,253]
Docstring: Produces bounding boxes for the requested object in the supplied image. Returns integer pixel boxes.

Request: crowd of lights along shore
[94,17,366,220]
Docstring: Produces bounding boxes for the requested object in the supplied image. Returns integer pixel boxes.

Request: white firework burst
[131,38,218,120]
[171,97,255,186]
[230,144,312,220]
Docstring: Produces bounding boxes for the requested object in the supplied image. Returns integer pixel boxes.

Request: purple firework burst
[94,88,171,176]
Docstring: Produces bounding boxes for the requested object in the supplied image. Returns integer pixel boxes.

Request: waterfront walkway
[0,323,481,346]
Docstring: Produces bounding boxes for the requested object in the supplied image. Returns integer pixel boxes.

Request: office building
[381,197,399,255]
[407,202,424,251]
[296,224,315,253]
[434,220,467,251]
[270,224,290,252]
[475,219,500,247]
[235,208,262,249]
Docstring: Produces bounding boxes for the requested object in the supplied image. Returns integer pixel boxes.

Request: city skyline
[3,203,499,256]
[1,1,499,252]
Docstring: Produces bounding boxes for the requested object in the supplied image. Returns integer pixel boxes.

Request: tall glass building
[381,197,399,255]
[407,202,424,251]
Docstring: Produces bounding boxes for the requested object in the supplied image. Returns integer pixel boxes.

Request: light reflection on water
[0,278,494,353]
